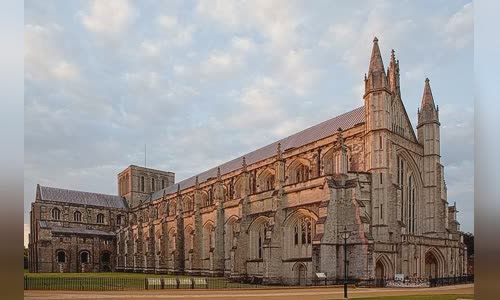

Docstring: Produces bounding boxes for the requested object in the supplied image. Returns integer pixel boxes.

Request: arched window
[168,201,176,216]
[52,208,61,220]
[80,251,89,264]
[234,177,245,199]
[248,217,268,260]
[168,229,176,253]
[57,250,66,263]
[285,211,315,259]
[183,196,193,212]
[74,211,82,222]
[225,217,238,260]
[184,226,194,258]
[97,213,105,224]
[258,169,275,192]
[288,160,310,184]
[202,222,215,259]
[397,154,419,234]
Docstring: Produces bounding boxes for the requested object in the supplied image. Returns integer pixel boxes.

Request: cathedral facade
[29,38,467,284]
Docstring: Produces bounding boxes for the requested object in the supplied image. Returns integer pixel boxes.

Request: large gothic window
[183,196,193,212]
[285,211,316,259]
[234,177,245,199]
[52,208,61,220]
[184,226,194,258]
[397,155,418,234]
[168,200,176,216]
[225,217,238,261]
[248,217,268,260]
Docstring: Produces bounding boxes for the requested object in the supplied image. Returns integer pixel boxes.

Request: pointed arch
[184,224,194,257]
[425,247,445,278]
[257,168,275,192]
[283,209,318,259]
[202,220,215,259]
[248,216,270,260]
[287,157,311,184]
[168,200,176,216]
[292,262,307,286]
[233,175,246,199]
[375,254,394,279]
[225,215,239,259]
[396,149,423,234]
[182,195,193,212]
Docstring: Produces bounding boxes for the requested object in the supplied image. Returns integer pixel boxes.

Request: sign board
[395,274,405,281]
[316,273,327,279]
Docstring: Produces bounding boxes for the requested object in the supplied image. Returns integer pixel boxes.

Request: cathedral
[28,38,467,284]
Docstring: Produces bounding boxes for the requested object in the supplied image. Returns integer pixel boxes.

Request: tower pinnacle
[365,36,389,95]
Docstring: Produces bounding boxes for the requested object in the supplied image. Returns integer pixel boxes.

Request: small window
[80,251,89,264]
[74,211,82,222]
[97,213,105,224]
[162,179,165,189]
[379,136,383,149]
[140,176,145,192]
[52,208,61,220]
[116,215,122,225]
[380,173,383,184]
[151,178,155,191]
[380,204,384,220]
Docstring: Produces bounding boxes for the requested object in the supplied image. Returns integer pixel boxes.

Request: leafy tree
[463,232,474,257]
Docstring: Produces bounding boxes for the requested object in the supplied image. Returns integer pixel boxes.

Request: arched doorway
[375,260,385,287]
[294,263,307,286]
[56,250,66,273]
[425,252,438,279]
[79,251,90,273]
[101,251,111,272]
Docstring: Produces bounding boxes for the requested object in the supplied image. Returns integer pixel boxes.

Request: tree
[463,232,474,257]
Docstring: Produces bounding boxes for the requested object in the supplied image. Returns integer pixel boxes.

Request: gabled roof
[152,106,365,200]
[37,184,127,209]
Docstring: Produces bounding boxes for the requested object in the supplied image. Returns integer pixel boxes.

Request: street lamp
[340,226,351,300]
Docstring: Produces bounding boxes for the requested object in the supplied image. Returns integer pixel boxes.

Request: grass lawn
[24,270,269,290]
[351,295,473,300]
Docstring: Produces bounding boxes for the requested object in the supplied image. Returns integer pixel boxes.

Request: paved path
[24,283,474,300]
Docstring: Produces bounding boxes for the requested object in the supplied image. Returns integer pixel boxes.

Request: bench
[178,278,192,289]
[192,278,208,289]
[145,278,162,290]
[163,278,178,289]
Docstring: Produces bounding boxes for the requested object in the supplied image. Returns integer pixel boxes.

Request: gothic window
[183,196,193,212]
[80,251,89,264]
[74,211,82,222]
[258,169,275,192]
[117,215,122,225]
[162,179,165,189]
[397,154,418,234]
[97,213,105,224]
[140,176,145,192]
[289,159,310,184]
[184,227,193,257]
[234,177,244,199]
[286,213,315,259]
[249,218,268,260]
[225,218,237,259]
[52,208,61,220]
[202,223,215,259]
[168,201,176,216]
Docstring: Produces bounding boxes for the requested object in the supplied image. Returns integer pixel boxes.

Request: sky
[24,0,474,246]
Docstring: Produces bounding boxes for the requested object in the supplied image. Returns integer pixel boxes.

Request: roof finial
[217,167,222,181]
[177,184,181,194]
[195,176,199,189]
[242,156,247,172]
[373,36,378,43]
[277,143,282,160]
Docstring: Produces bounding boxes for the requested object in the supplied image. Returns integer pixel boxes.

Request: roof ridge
[39,185,122,198]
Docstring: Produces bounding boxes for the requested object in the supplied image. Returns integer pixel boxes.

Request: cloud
[80,0,135,36]
[156,15,196,47]
[445,3,473,48]
[201,52,244,77]
[25,24,80,82]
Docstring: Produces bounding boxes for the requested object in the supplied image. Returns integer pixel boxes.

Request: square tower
[117,165,175,208]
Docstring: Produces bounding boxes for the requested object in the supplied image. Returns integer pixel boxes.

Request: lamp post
[340,226,351,300]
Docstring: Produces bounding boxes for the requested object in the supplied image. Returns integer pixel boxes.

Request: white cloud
[231,36,256,53]
[157,15,178,30]
[445,3,473,48]
[25,24,80,82]
[81,0,134,36]
[201,52,244,76]
[156,15,196,47]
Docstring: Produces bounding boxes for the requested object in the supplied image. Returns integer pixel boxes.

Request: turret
[417,78,440,155]
[387,49,401,96]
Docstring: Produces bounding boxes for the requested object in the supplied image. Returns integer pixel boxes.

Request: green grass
[350,295,473,300]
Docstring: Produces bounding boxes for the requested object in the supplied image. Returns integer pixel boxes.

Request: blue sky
[24,0,473,245]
